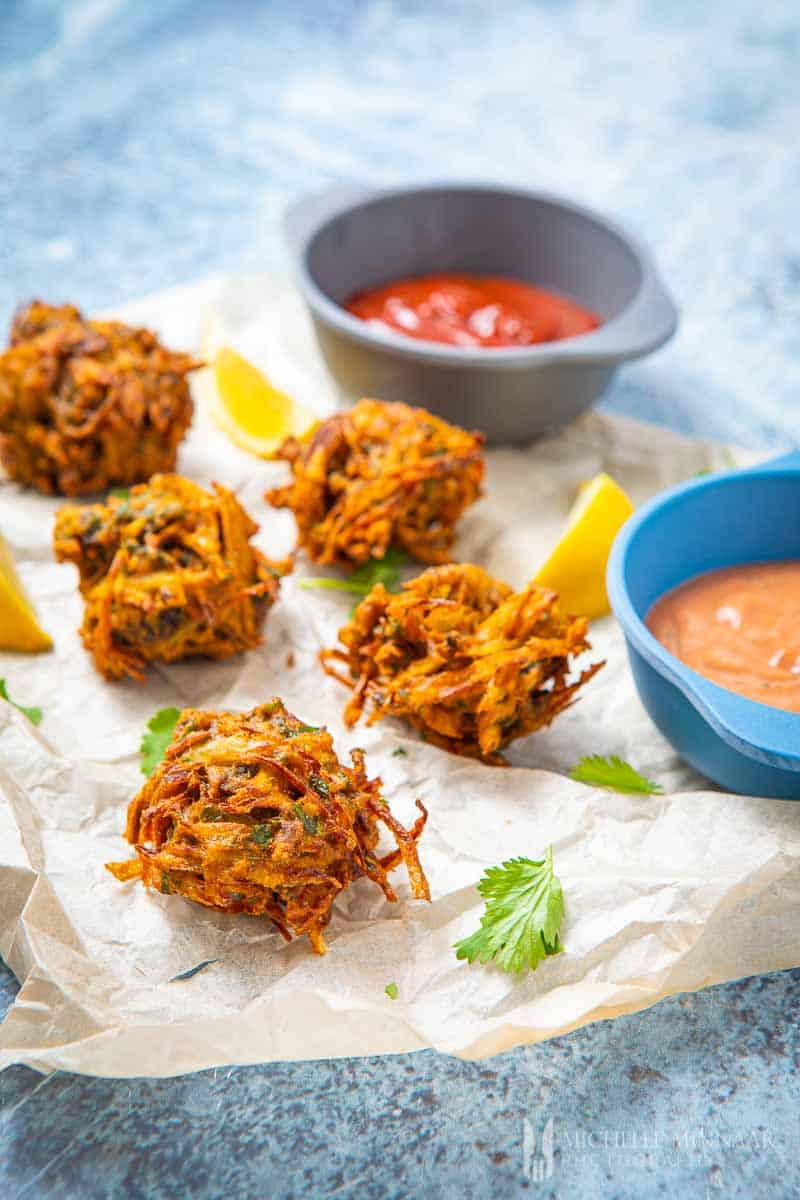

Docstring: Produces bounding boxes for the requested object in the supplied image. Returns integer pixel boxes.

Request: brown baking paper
[1,276,798,1078]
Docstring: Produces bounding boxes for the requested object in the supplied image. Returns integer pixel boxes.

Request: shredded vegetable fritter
[107,701,430,953]
[0,300,197,495]
[322,563,603,763]
[53,474,287,681]
[266,398,484,567]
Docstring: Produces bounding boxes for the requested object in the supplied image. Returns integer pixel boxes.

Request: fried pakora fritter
[53,474,287,681]
[107,701,429,953]
[322,563,603,763]
[0,300,197,495]
[266,398,484,567]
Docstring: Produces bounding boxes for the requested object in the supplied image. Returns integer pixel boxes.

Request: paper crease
[0,273,798,1078]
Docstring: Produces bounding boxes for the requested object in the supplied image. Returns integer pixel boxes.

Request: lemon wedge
[208,347,314,458]
[533,472,634,618]
[0,531,52,653]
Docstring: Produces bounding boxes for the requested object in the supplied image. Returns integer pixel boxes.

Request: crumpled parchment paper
[1,275,798,1079]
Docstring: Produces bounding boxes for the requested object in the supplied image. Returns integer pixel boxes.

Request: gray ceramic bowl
[285,183,678,443]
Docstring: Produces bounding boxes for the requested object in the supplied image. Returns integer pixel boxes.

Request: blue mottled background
[2,1,799,1197]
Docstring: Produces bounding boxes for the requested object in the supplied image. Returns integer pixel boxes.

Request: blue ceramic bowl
[607,451,800,799]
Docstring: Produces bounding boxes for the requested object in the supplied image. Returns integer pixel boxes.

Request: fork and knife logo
[523,1117,555,1182]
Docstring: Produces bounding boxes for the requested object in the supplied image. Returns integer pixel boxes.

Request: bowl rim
[607,453,800,770]
[291,181,678,369]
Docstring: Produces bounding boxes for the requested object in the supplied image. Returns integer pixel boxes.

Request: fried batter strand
[322,563,603,763]
[54,474,287,681]
[107,701,429,953]
[0,300,198,495]
[266,398,484,567]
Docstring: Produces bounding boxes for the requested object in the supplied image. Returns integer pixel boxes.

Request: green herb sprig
[140,707,181,777]
[295,802,319,835]
[252,824,273,846]
[298,547,408,600]
[455,847,564,976]
[568,755,662,795]
[0,678,42,725]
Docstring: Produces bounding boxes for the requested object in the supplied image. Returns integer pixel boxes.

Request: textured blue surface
[2,1,800,1197]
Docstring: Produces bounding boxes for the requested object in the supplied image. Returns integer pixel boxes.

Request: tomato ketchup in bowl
[345,273,600,349]
[285,183,678,442]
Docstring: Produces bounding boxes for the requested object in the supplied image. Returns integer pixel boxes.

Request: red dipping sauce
[345,273,600,349]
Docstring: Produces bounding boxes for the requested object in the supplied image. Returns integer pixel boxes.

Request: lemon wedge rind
[533,471,634,620]
[0,533,53,653]
[206,345,314,459]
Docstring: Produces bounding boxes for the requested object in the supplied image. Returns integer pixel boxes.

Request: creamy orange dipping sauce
[646,561,800,712]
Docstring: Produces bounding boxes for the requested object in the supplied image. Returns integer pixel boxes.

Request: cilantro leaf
[140,706,182,777]
[0,678,42,725]
[295,802,319,835]
[568,755,662,795]
[297,576,367,595]
[308,774,329,798]
[299,547,408,599]
[455,848,564,975]
[169,958,219,982]
[274,717,319,738]
[385,982,399,1000]
[347,546,408,592]
[252,824,273,846]
[391,746,407,757]
[110,487,131,500]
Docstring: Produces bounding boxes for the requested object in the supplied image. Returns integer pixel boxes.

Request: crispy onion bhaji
[322,563,603,763]
[0,300,197,495]
[53,474,287,682]
[266,398,484,567]
[107,701,429,953]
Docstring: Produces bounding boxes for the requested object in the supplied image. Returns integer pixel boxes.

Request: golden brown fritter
[266,398,484,567]
[0,300,197,495]
[322,563,603,763]
[53,474,287,682]
[107,701,429,953]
